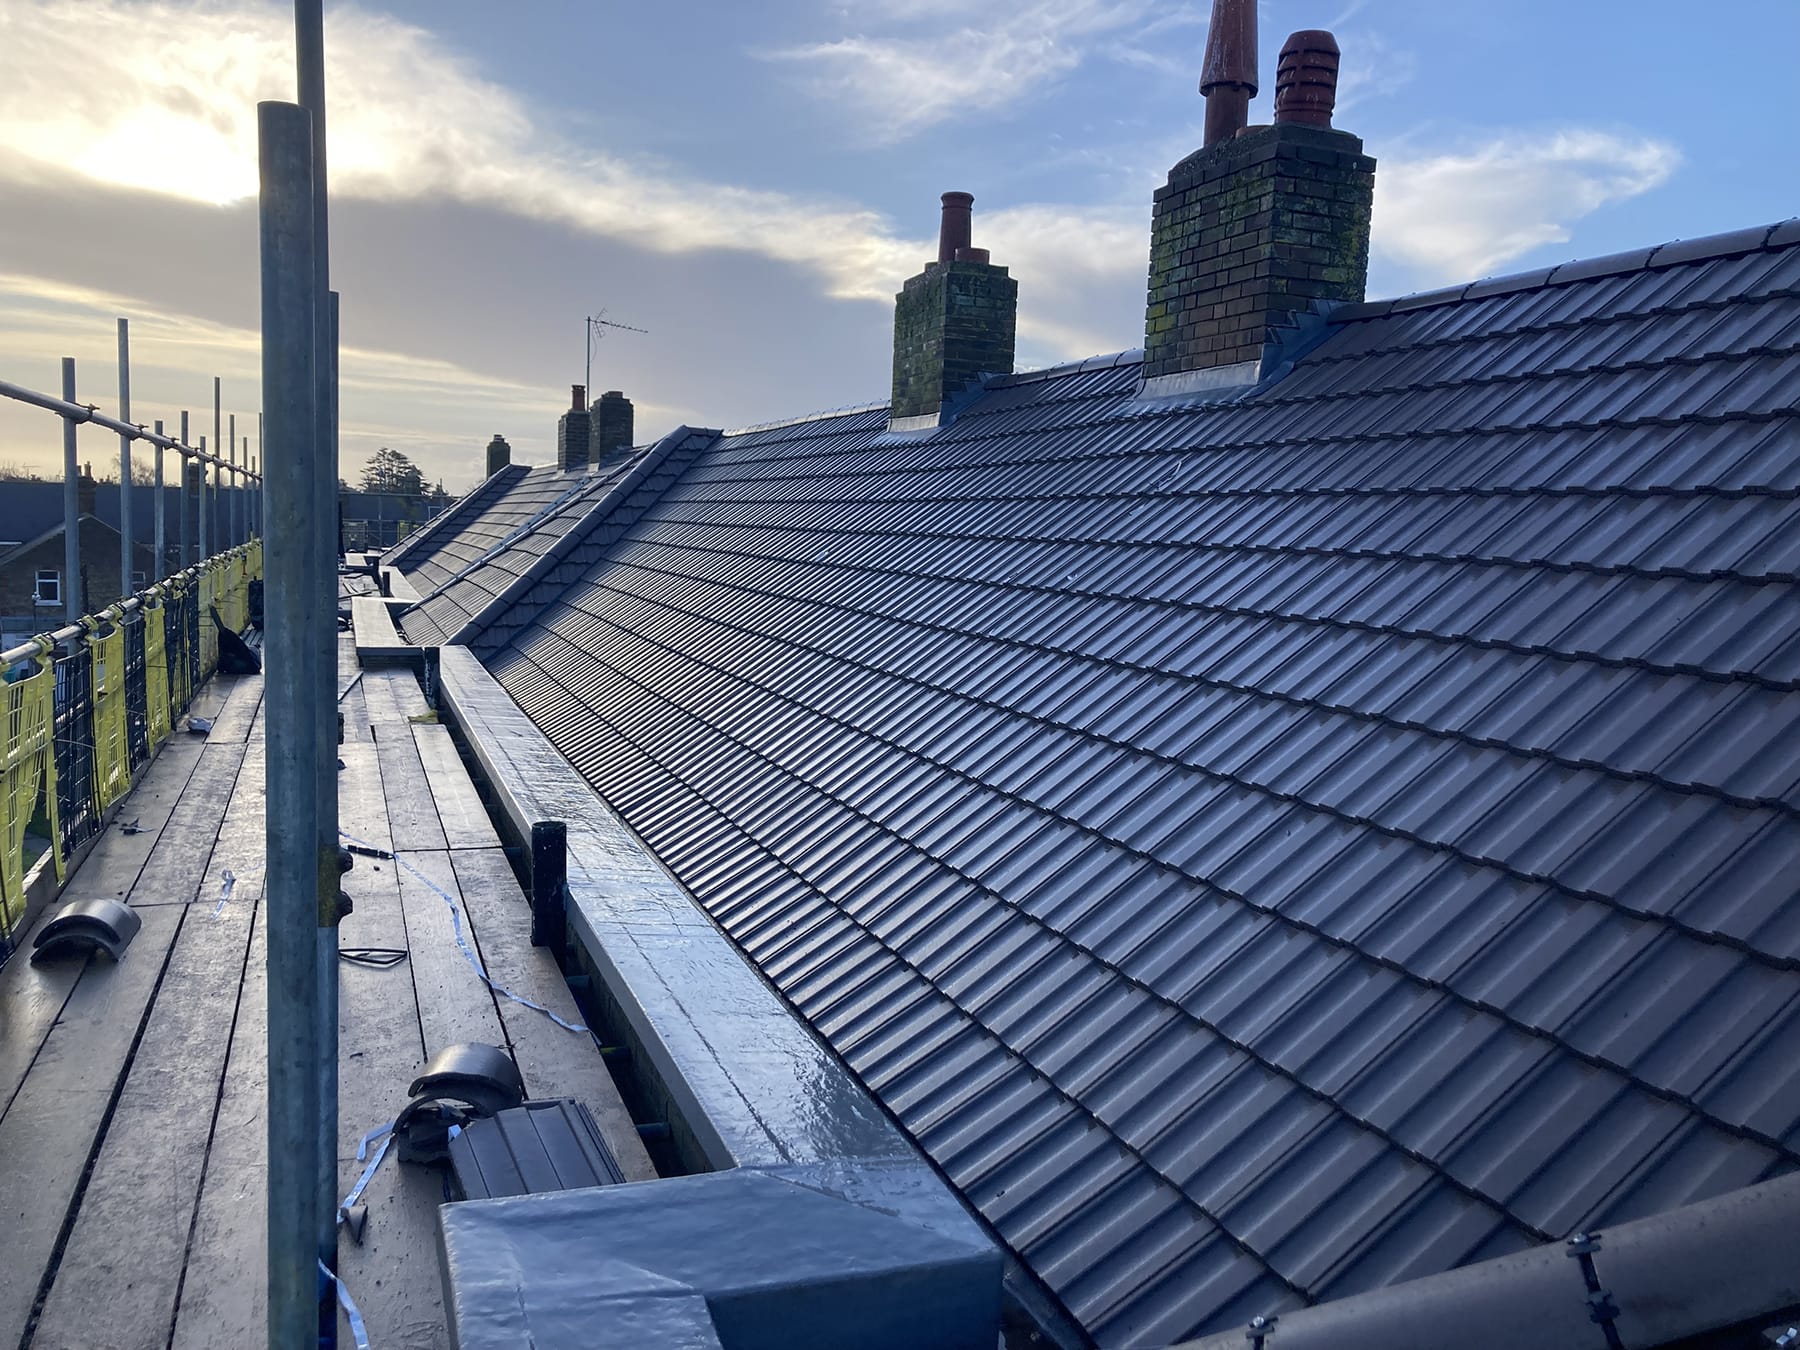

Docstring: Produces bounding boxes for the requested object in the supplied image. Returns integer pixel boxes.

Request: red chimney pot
[1199,0,1258,148]
[571,384,585,411]
[1275,30,1340,129]
[938,191,974,264]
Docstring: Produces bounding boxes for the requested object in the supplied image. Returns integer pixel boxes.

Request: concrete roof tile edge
[1333,219,1795,323]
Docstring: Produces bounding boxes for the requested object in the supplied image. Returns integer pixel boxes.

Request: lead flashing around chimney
[1135,360,1263,402]
[886,410,945,434]
[882,375,994,436]
[1135,298,1338,404]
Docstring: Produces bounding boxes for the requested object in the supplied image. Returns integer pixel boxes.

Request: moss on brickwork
[1144,123,1375,379]
[891,260,1018,421]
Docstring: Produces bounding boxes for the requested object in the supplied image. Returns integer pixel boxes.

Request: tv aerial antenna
[585,311,648,396]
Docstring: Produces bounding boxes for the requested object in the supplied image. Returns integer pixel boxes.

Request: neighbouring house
[0,472,162,648]
[380,9,1800,1347]
[340,489,454,552]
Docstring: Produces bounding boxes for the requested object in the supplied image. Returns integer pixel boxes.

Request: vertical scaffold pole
[118,318,133,599]
[258,97,325,1350]
[296,5,341,1310]
[229,412,239,549]
[154,421,166,582]
[62,359,80,624]
[179,412,190,568]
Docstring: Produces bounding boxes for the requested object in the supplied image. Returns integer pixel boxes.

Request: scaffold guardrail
[0,541,262,957]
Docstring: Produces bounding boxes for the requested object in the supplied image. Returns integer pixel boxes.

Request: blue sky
[0,0,1795,489]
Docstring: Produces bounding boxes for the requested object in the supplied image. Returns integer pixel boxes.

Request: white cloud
[0,269,563,486]
[766,0,1165,141]
[0,0,1165,355]
[0,0,923,302]
[1334,31,1417,113]
[1373,130,1680,286]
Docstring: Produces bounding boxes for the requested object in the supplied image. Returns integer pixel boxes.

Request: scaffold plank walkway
[0,618,652,1350]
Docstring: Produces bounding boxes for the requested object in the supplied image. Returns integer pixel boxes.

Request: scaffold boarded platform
[0,635,651,1350]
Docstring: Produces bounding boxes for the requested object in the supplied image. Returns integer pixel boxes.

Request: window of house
[131,570,146,589]
[34,569,61,605]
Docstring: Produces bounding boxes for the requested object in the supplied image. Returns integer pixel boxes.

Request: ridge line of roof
[722,400,890,438]
[384,460,530,569]
[703,219,1797,440]
[451,425,721,650]
[1336,218,1799,322]
[989,349,1146,389]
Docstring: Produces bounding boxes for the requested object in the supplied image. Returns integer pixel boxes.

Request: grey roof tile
[473,232,1800,1345]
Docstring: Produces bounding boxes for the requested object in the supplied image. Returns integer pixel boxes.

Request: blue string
[339,829,587,1034]
[319,1260,372,1350]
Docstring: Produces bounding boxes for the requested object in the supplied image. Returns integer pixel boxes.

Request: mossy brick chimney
[1143,10,1374,395]
[485,433,512,477]
[890,192,1018,430]
[590,390,634,466]
[556,385,590,471]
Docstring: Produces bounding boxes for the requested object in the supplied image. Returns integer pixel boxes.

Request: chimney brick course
[557,385,591,471]
[590,391,634,466]
[1144,121,1374,383]
[486,434,512,477]
[891,260,1017,424]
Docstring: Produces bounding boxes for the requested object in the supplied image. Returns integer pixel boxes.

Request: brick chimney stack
[890,192,1018,430]
[486,434,512,477]
[557,385,591,471]
[78,462,97,516]
[590,391,634,466]
[1142,5,1375,397]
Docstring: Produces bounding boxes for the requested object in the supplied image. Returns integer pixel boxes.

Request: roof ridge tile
[1340,220,1796,325]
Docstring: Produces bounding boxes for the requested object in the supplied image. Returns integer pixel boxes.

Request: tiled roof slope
[400,459,642,646]
[478,225,1800,1347]
[393,462,615,601]
[380,460,528,575]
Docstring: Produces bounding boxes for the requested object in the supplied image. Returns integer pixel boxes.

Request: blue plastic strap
[339,829,587,1034]
[212,868,237,917]
[339,1132,393,1221]
[320,1259,372,1350]
[355,1118,394,1164]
